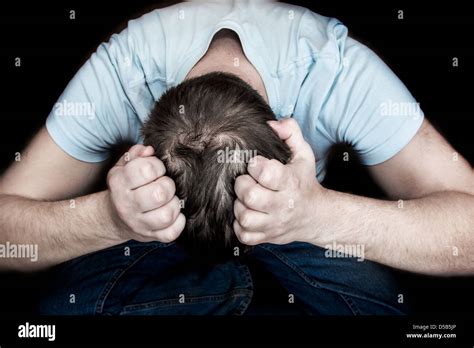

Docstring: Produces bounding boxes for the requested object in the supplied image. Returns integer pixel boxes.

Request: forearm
[310,189,474,275]
[0,191,127,271]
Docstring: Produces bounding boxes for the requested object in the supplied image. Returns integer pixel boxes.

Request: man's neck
[185,29,269,103]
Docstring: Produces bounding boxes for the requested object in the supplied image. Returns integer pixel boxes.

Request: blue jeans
[39,241,408,315]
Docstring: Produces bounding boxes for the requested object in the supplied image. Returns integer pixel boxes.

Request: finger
[141,195,181,231]
[268,118,315,165]
[132,176,176,212]
[116,144,154,166]
[123,157,166,190]
[233,199,270,231]
[234,174,257,199]
[235,175,275,212]
[150,213,186,243]
[233,219,266,246]
[235,174,267,212]
[247,156,289,191]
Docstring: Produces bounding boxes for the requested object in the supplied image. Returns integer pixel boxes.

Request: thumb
[268,118,315,166]
[116,144,155,166]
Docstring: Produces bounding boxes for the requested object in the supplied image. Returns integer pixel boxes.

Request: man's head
[142,72,291,262]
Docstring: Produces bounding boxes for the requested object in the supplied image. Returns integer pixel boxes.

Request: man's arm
[0,127,118,271]
[0,127,185,271]
[0,191,123,271]
[233,119,474,275]
[325,119,474,275]
[309,187,474,275]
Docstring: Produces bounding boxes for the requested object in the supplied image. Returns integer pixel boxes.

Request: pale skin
[0,30,472,275]
[233,118,474,276]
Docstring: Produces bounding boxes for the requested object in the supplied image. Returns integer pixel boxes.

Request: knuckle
[167,226,181,241]
[233,219,241,233]
[234,175,244,187]
[245,238,258,246]
[160,235,172,243]
[155,232,169,243]
[129,144,143,153]
[235,231,244,244]
[152,158,166,176]
[159,206,175,226]
[160,176,176,195]
[159,229,178,243]
[233,200,240,216]
[240,232,255,246]
[234,175,247,194]
[239,211,252,229]
[238,232,248,243]
[161,235,174,243]
[141,230,156,240]
[139,161,156,180]
[152,186,166,204]
[243,187,257,207]
[251,155,264,168]
[258,166,273,186]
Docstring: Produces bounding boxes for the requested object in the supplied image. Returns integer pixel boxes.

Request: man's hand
[233,118,323,245]
[107,144,186,243]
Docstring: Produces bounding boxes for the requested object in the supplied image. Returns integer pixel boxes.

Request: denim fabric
[39,241,407,315]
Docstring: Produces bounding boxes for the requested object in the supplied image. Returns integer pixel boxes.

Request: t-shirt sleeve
[45,26,141,163]
[317,37,424,166]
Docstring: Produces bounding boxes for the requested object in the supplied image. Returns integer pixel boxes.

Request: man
[0,1,473,315]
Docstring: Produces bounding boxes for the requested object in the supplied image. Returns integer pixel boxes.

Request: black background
[0,0,473,332]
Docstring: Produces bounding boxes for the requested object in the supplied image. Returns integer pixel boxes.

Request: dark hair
[142,72,291,262]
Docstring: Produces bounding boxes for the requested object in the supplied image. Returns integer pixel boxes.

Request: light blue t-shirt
[46,0,424,182]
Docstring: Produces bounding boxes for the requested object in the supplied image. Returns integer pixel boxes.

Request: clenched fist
[106,144,185,243]
[233,118,324,245]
